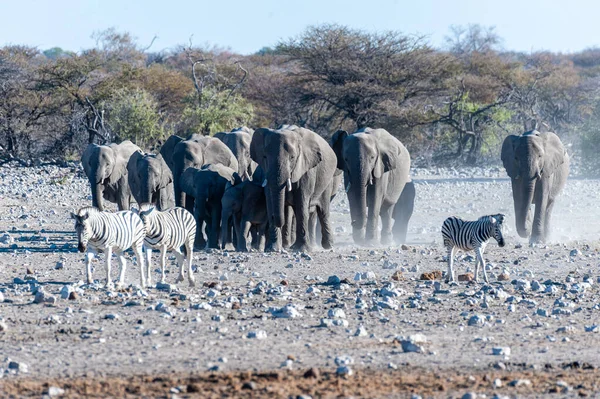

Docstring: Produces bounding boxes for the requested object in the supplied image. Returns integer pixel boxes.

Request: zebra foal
[441,214,506,283]
[136,204,197,287]
[71,207,146,288]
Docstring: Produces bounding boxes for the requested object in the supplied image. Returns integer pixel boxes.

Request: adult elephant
[250,125,337,252]
[127,151,174,210]
[393,180,416,244]
[501,130,569,244]
[214,126,256,180]
[81,140,141,211]
[170,134,238,213]
[180,164,240,249]
[331,128,411,245]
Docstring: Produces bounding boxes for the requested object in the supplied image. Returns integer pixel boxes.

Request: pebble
[8,360,28,373]
[247,330,267,339]
[327,308,346,319]
[271,304,303,319]
[468,315,486,327]
[492,347,511,356]
[508,379,532,387]
[354,326,368,337]
[47,386,65,397]
[320,318,349,328]
[395,334,428,353]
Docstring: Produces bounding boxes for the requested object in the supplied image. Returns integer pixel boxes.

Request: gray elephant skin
[393,180,415,244]
[331,128,411,245]
[501,130,569,244]
[127,151,174,211]
[250,125,337,252]
[81,140,141,211]
[180,163,240,249]
[220,179,268,251]
[214,126,256,180]
[161,134,238,213]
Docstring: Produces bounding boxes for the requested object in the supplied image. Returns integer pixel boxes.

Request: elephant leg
[308,211,318,247]
[316,204,333,250]
[379,202,394,245]
[257,223,267,251]
[185,195,195,215]
[365,184,382,244]
[393,181,415,245]
[264,194,281,252]
[290,191,312,252]
[208,205,221,249]
[240,219,252,252]
[193,206,207,250]
[530,187,548,244]
[542,198,556,243]
[282,205,294,248]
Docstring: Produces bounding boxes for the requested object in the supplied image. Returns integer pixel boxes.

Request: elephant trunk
[91,181,104,211]
[270,185,286,228]
[347,174,368,243]
[513,178,535,238]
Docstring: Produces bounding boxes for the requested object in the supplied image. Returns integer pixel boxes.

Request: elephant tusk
[286,178,292,192]
[262,179,267,187]
[345,182,351,192]
[369,177,373,185]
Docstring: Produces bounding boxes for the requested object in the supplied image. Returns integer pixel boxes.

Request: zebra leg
[159,246,168,284]
[115,251,127,289]
[133,243,146,289]
[475,247,488,283]
[173,248,186,284]
[104,246,114,289]
[185,241,195,287]
[446,246,456,283]
[145,247,153,287]
[85,251,95,285]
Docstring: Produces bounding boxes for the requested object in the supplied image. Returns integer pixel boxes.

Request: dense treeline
[2,25,600,171]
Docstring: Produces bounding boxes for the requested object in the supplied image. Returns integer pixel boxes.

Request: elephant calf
[220,180,269,252]
[127,152,174,211]
[180,164,240,249]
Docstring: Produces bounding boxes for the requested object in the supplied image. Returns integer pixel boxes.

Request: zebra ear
[70,212,78,220]
[491,217,497,224]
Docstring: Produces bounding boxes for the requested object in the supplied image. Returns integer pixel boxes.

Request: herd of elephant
[81,125,570,253]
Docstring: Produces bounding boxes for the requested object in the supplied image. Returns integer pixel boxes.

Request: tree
[277,24,455,134]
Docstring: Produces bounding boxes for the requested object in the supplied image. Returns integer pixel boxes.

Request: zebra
[135,204,197,287]
[441,214,506,283]
[71,206,146,289]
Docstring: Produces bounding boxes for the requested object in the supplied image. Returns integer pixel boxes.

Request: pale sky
[0,0,596,54]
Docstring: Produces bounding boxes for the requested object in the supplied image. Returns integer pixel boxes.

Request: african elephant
[331,128,411,245]
[392,180,416,244]
[169,134,238,213]
[214,126,256,180]
[250,125,337,252]
[180,163,240,249]
[501,130,569,244]
[220,179,269,252]
[127,151,174,211]
[81,140,141,211]
[159,134,184,175]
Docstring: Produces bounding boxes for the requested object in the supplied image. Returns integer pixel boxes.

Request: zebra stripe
[72,206,146,288]
[137,204,197,286]
[441,214,505,283]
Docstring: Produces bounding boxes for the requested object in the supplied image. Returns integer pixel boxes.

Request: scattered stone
[327,308,346,319]
[497,273,510,281]
[492,347,511,356]
[326,275,341,285]
[0,321,8,332]
[391,271,404,281]
[247,330,267,339]
[303,367,320,378]
[241,381,257,390]
[320,318,349,328]
[468,315,486,327]
[354,326,368,337]
[271,304,303,319]
[8,361,28,373]
[47,386,65,397]
[420,270,442,280]
[458,273,474,282]
[395,334,428,353]
[508,379,532,387]
[336,366,353,376]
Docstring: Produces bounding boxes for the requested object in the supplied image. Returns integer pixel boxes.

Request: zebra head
[71,210,91,253]
[490,213,506,247]
[136,203,156,231]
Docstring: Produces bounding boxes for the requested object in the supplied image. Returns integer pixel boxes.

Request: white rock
[327,308,346,319]
[247,330,267,339]
[492,347,511,356]
[271,304,302,319]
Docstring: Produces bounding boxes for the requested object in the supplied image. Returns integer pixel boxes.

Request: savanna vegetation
[1,25,599,171]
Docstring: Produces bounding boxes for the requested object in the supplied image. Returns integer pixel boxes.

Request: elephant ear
[540,132,566,177]
[330,130,348,170]
[373,135,401,179]
[291,129,323,183]
[250,128,269,166]
[159,135,183,171]
[204,137,238,171]
[501,135,520,179]
[81,144,98,178]
[126,151,143,194]
[213,131,227,143]
[157,153,173,186]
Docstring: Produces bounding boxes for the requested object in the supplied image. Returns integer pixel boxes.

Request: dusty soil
[1,164,600,398]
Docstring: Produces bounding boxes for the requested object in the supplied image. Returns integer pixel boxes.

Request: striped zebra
[71,207,146,288]
[441,214,506,283]
[136,204,197,287]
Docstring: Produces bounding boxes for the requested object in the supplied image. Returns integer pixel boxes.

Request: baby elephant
[72,207,146,289]
[180,164,240,249]
[136,204,197,287]
[220,180,268,251]
[441,214,505,283]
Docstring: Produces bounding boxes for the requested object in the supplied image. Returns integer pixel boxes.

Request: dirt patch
[2,367,599,398]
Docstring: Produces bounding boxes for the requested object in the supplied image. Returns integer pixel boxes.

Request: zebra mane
[76,206,101,217]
